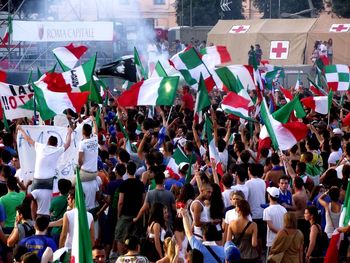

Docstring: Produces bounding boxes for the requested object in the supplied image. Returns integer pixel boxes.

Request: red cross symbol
[271,43,287,58]
[331,24,349,32]
[229,25,249,34]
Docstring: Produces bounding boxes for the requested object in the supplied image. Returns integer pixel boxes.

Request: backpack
[22,222,35,238]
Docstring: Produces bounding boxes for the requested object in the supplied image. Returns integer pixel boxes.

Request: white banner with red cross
[329,24,350,33]
[269,41,289,60]
[229,25,250,34]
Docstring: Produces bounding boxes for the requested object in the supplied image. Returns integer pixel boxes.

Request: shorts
[115,215,143,242]
[253,218,266,241]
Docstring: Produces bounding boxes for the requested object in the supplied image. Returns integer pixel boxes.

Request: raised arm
[17,126,35,146]
[63,127,73,151]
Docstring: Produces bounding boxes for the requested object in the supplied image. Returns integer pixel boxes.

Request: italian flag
[221,92,254,121]
[215,65,255,92]
[166,147,193,179]
[36,54,96,93]
[264,67,285,90]
[28,84,89,121]
[325,64,350,92]
[308,77,326,96]
[260,99,308,151]
[71,168,93,263]
[279,86,293,102]
[0,15,12,47]
[301,91,333,115]
[169,47,215,91]
[272,95,306,124]
[134,47,147,81]
[204,117,220,162]
[200,46,231,66]
[195,74,211,120]
[152,61,168,78]
[53,43,88,70]
[117,76,179,107]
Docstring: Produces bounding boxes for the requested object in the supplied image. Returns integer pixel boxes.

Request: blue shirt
[19,235,57,259]
[312,193,331,230]
[190,236,225,263]
[278,189,293,206]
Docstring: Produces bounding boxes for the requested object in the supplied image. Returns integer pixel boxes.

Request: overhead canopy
[306,15,350,65]
[207,20,266,65]
[208,17,350,66]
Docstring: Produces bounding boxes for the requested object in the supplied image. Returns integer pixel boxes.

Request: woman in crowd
[226,200,258,263]
[268,212,304,263]
[117,235,149,263]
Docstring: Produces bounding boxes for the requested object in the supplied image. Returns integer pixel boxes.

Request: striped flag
[70,168,93,263]
[134,47,147,81]
[53,43,88,70]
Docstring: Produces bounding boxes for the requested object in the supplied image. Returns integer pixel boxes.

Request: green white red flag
[195,75,211,120]
[53,43,88,70]
[200,46,231,66]
[301,91,333,115]
[134,47,148,81]
[221,92,254,121]
[117,76,179,107]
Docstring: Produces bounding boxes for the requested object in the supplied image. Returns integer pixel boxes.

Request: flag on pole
[324,64,350,92]
[53,43,88,70]
[301,92,333,115]
[166,147,192,179]
[1,15,12,47]
[134,47,147,81]
[169,47,215,91]
[151,61,168,78]
[215,65,256,92]
[221,92,254,121]
[195,74,211,122]
[70,168,93,263]
[308,77,326,96]
[339,179,350,228]
[272,95,306,123]
[117,77,179,107]
[25,84,90,121]
[278,86,293,102]
[315,56,330,73]
[260,99,308,151]
[200,46,231,66]
[264,67,285,90]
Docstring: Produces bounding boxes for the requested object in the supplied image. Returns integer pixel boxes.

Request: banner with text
[13,21,114,42]
[17,123,86,183]
[0,82,34,120]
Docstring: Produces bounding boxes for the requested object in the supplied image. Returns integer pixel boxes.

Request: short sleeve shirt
[78,134,98,172]
[34,143,65,179]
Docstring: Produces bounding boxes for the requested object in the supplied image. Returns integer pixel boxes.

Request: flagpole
[33,87,37,125]
[166,106,173,126]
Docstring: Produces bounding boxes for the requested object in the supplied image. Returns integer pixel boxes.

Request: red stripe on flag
[65,43,88,59]
[0,70,6,82]
[282,122,308,141]
[67,91,90,113]
[43,72,72,92]
[301,96,316,110]
[310,85,324,96]
[205,76,215,93]
[117,81,143,107]
[222,92,250,110]
[280,86,293,100]
[216,46,231,64]
[328,82,338,92]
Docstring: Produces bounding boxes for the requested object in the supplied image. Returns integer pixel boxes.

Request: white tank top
[190,200,210,238]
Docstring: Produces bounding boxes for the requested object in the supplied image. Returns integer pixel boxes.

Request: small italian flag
[308,77,325,96]
[26,84,89,121]
[272,95,306,124]
[195,74,211,121]
[325,64,350,92]
[215,65,256,92]
[71,168,93,263]
[170,47,215,91]
[134,47,147,81]
[53,43,88,70]
[279,86,293,102]
[260,99,308,151]
[117,76,179,107]
[221,92,254,121]
[200,45,231,66]
[36,54,96,93]
[166,147,193,179]
[301,91,333,115]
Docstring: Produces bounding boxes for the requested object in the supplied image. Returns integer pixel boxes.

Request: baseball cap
[224,241,241,262]
[333,128,344,136]
[267,187,280,198]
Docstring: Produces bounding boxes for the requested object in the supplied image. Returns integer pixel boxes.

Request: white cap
[179,162,189,171]
[267,187,280,198]
[333,128,344,136]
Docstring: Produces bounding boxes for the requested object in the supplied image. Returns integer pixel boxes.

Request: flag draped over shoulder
[260,99,308,151]
[117,77,179,107]
[71,168,93,263]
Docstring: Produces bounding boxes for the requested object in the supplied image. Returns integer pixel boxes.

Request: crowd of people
[0,70,349,263]
[311,39,333,64]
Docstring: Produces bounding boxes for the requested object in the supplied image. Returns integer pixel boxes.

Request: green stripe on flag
[75,168,93,262]
[179,69,197,86]
[195,74,211,113]
[32,84,56,121]
[178,48,202,70]
[156,77,179,106]
[261,99,279,150]
[155,61,168,77]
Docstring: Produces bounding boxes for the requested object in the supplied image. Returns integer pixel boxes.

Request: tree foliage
[332,0,350,18]
[175,0,244,27]
[253,0,324,18]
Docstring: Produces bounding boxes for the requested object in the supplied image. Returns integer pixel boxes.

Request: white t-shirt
[34,143,65,179]
[219,149,228,168]
[31,189,52,215]
[82,177,101,210]
[78,135,98,172]
[222,189,233,208]
[65,208,93,249]
[245,178,266,219]
[263,204,287,247]
[231,184,249,201]
[328,149,342,165]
